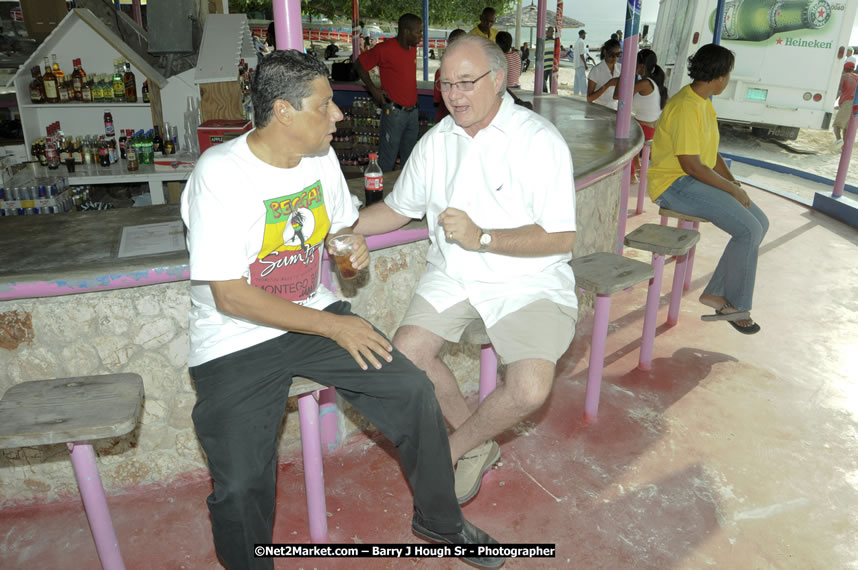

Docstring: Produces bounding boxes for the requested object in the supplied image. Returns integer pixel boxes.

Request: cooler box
[197,119,252,154]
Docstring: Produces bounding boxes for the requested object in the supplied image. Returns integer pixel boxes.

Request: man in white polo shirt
[356,34,577,505]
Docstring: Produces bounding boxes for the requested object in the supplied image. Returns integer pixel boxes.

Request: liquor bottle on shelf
[71,59,85,101]
[112,60,125,102]
[142,79,150,103]
[29,66,44,104]
[81,77,92,102]
[152,125,163,154]
[126,135,139,171]
[104,109,115,138]
[51,54,64,83]
[42,57,59,104]
[119,129,127,159]
[57,79,70,103]
[45,125,60,169]
[123,62,137,103]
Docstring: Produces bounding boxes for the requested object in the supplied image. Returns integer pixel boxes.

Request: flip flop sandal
[728,319,761,335]
[701,303,750,322]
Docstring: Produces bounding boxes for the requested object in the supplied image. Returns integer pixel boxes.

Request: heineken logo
[779,37,833,48]
[806,1,831,28]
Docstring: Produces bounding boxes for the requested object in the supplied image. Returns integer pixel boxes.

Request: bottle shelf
[21,103,151,109]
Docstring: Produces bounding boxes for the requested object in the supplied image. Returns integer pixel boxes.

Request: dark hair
[448,28,467,42]
[687,43,734,82]
[610,33,618,41]
[481,7,496,17]
[637,48,668,108]
[495,31,513,52]
[398,13,421,32]
[266,21,276,49]
[601,38,621,61]
[579,29,586,37]
[252,50,329,128]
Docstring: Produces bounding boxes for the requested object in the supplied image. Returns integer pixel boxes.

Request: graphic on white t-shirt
[249,180,331,303]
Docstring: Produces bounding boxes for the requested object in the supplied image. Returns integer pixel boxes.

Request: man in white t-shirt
[181,50,503,570]
[355,35,578,506]
[574,29,589,96]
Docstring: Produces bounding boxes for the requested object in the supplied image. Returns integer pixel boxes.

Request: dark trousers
[189,301,463,570]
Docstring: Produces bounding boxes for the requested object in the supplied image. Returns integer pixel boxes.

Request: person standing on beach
[832,61,858,150]
[543,26,556,93]
[355,13,423,172]
[469,7,499,42]
[574,30,589,97]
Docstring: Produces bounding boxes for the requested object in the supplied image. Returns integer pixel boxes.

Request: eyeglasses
[439,70,491,92]
[607,51,621,58]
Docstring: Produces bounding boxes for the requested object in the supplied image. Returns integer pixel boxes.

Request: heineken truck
[652,0,858,139]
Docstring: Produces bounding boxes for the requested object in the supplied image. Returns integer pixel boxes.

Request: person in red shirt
[832,61,858,148]
[355,13,423,172]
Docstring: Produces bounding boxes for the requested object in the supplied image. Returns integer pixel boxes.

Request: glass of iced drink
[328,234,359,280]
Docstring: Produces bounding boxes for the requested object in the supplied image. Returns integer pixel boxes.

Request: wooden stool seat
[624,224,702,369]
[658,207,710,224]
[0,373,143,570]
[571,252,655,420]
[624,223,700,256]
[0,374,143,448]
[572,252,654,295]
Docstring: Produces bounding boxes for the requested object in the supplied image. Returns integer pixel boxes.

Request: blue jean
[379,103,418,172]
[189,301,463,569]
[574,67,587,96]
[655,175,769,312]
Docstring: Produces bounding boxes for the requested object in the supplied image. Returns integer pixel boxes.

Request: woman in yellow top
[647,44,768,335]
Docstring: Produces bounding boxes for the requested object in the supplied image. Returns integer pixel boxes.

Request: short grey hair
[443,34,507,95]
[252,50,329,128]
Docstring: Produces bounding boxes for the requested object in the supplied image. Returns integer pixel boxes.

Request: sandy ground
[413,55,858,198]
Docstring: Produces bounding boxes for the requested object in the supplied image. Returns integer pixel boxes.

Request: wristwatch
[478,229,492,252]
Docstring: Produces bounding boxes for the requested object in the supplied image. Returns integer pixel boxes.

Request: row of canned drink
[0,182,66,201]
[1,206,65,216]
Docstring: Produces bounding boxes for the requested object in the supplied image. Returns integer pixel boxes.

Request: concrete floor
[1,182,857,569]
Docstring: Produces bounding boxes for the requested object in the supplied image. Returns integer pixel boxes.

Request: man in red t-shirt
[355,13,423,172]
[833,61,858,146]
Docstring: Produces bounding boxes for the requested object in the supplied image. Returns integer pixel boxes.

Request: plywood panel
[199,81,241,122]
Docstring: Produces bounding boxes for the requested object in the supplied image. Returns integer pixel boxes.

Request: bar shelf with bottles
[333,96,380,172]
[30,54,150,107]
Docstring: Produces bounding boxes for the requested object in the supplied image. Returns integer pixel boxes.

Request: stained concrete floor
[1,182,857,569]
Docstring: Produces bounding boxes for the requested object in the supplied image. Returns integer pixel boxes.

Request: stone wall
[0,170,620,504]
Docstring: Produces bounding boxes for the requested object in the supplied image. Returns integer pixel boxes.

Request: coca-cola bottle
[363,152,383,206]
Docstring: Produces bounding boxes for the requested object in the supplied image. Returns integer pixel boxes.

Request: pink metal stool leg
[683,221,700,291]
[667,251,690,327]
[584,293,612,421]
[318,387,340,454]
[67,442,126,570]
[320,253,335,293]
[617,162,632,254]
[639,253,665,371]
[297,392,328,544]
[479,345,498,403]
[635,144,651,215]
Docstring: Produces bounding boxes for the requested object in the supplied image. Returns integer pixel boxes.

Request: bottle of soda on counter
[363,152,383,206]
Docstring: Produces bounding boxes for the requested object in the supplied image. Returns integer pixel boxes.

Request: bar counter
[0,97,642,502]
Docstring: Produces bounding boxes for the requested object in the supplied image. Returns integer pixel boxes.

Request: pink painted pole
[552,1,563,95]
[833,88,858,197]
[131,0,142,27]
[639,253,664,371]
[318,387,340,454]
[615,34,638,139]
[297,393,328,543]
[617,161,632,254]
[479,346,498,403]
[534,0,547,95]
[683,221,699,291]
[584,294,612,421]
[667,252,688,326]
[636,141,651,215]
[67,443,126,570]
[272,0,303,51]
[351,0,360,60]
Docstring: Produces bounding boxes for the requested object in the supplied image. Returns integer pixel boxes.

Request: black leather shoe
[411,516,505,568]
